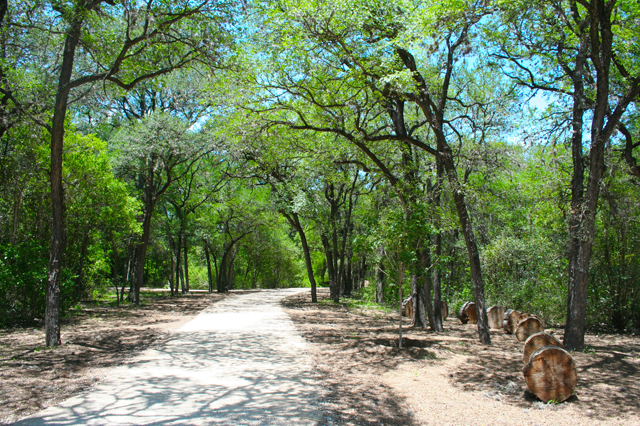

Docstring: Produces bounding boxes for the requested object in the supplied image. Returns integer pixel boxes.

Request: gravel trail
[15,289,321,426]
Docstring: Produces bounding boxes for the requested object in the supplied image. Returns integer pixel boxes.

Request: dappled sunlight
[15,289,321,426]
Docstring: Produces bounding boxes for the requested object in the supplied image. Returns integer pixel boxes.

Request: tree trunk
[565,28,589,351]
[411,274,427,328]
[169,251,176,296]
[227,245,237,290]
[183,238,190,293]
[134,180,157,304]
[46,9,84,347]
[111,238,119,306]
[431,235,444,332]
[204,241,213,293]
[284,212,317,302]
[345,248,353,296]
[376,258,385,304]
[122,243,133,304]
[419,248,436,330]
[431,158,445,332]
[322,234,338,302]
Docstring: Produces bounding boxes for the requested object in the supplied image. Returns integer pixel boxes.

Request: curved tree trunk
[46,10,85,347]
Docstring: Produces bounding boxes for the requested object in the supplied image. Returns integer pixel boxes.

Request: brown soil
[283,288,640,426]
[0,290,227,425]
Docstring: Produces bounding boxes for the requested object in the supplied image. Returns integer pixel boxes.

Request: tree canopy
[0,0,639,350]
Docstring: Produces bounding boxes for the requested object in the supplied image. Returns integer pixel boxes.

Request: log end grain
[504,309,522,334]
[523,346,577,403]
[515,316,545,342]
[523,332,563,364]
[487,305,506,329]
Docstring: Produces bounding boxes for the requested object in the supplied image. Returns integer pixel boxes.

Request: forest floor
[0,290,228,425]
[282,288,640,426]
[2,288,640,425]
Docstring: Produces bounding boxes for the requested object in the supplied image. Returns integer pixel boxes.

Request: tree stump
[523,346,577,403]
[487,305,505,329]
[503,309,521,334]
[402,296,413,318]
[515,316,544,342]
[523,332,564,364]
[441,300,449,320]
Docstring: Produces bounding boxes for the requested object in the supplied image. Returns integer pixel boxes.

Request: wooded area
[0,0,639,352]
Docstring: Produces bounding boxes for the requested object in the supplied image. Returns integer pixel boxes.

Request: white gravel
[15,289,321,425]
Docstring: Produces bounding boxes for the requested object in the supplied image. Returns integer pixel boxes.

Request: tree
[112,112,211,304]
[28,0,232,346]
[248,0,518,342]
[495,0,640,349]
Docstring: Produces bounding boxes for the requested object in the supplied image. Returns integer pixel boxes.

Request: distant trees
[1,0,639,349]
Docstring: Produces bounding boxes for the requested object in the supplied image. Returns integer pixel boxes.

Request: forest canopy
[0,0,639,350]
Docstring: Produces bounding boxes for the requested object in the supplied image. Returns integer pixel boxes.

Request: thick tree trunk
[565,30,589,351]
[134,178,157,304]
[46,14,84,346]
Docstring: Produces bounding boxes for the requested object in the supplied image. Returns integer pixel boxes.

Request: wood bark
[204,241,213,293]
[376,258,385,304]
[564,0,640,351]
[46,5,86,346]
[183,238,190,293]
[396,46,491,344]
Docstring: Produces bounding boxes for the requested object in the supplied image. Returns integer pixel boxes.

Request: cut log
[466,303,477,324]
[458,301,471,324]
[503,309,521,334]
[487,305,505,329]
[523,332,564,364]
[458,302,477,324]
[402,296,413,318]
[441,300,449,320]
[515,316,545,342]
[523,346,577,403]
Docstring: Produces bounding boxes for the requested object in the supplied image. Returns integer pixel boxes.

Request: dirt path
[14,289,322,426]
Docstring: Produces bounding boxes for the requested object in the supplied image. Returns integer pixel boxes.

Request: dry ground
[283,288,640,426]
[3,288,639,425]
[0,290,228,425]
